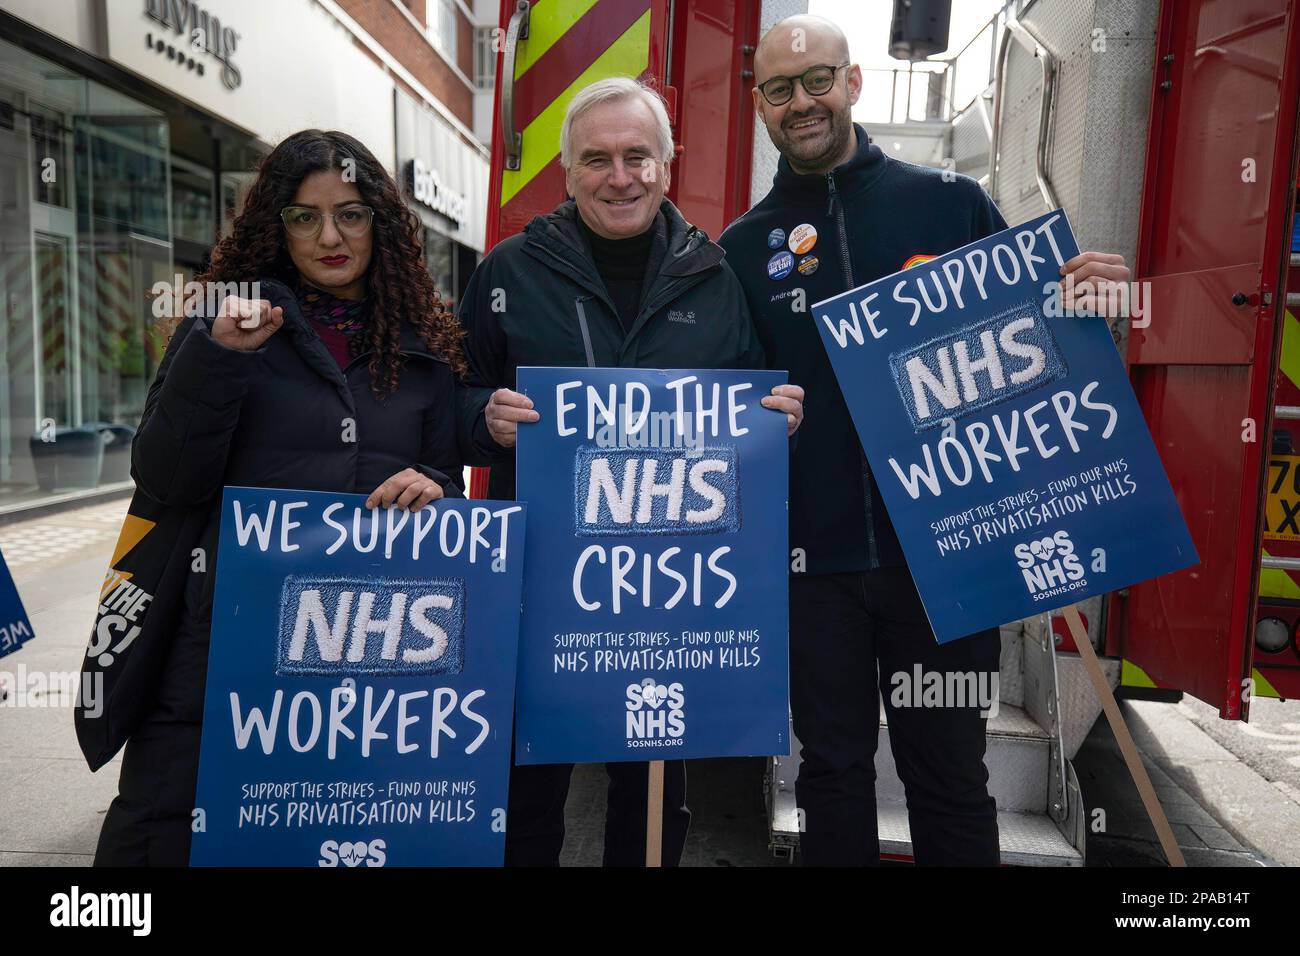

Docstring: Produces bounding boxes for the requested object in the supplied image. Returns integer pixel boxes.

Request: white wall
[96,0,397,169]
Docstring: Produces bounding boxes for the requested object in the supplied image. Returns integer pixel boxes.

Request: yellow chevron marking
[1121,658,1157,688]
[514,0,604,79]
[1251,668,1281,699]
[1279,309,1300,391]
[1259,548,1300,599]
[500,11,650,207]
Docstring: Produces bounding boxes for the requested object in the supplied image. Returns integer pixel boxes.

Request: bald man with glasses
[720,15,1131,867]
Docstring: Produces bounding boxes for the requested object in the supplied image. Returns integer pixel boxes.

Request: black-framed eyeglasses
[756,63,850,107]
[280,204,374,239]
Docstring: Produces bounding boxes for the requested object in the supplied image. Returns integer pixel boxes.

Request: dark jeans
[790,566,1001,866]
[504,760,690,866]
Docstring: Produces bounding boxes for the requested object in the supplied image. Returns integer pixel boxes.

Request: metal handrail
[1262,556,1300,570]
[989,17,1060,210]
[500,1,531,172]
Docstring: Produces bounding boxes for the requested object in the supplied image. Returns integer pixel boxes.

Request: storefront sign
[407,159,469,227]
[142,0,241,90]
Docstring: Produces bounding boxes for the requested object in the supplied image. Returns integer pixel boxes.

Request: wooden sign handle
[646,759,664,867]
[1061,604,1186,867]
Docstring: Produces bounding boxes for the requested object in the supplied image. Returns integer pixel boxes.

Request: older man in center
[457,77,803,866]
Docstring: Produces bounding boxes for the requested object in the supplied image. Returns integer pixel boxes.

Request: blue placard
[0,548,33,660]
[515,367,790,765]
[191,487,526,867]
[812,209,1198,643]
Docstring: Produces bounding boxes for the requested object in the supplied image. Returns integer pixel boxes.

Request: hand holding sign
[365,468,444,510]
[484,388,539,449]
[759,383,805,436]
[1060,252,1131,317]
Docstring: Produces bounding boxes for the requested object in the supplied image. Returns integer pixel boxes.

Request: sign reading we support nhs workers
[0,548,34,660]
[515,367,790,765]
[813,210,1197,643]
[191,488,525,866]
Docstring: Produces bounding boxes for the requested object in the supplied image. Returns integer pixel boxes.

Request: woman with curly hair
[94,129,469,865]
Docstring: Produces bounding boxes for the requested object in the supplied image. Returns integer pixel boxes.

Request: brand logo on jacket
[667,310,696,324]
[143,0,241,90]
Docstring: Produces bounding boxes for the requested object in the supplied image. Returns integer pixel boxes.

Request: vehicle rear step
[878,804,1084,866]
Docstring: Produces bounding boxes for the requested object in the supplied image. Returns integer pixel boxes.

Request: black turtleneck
[577,212,656,333]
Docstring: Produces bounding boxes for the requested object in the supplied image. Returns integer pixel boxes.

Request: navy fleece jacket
[720,125,1007,576]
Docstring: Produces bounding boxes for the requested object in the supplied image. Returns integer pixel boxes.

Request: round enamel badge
[767,251,795,280]
[788,223,818,255]
[797,253,820,276]
[767,228,786,249]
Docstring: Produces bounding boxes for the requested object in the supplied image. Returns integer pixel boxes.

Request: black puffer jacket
[457,199,765,500]
[94,277,464,866]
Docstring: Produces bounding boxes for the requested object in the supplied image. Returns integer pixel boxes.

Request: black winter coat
[457,198,766,500]
[94,277,464,866]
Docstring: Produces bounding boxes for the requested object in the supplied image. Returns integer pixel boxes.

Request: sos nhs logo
[1014,530,1086,601]
[625,677,685,749]
[319,838,387,867]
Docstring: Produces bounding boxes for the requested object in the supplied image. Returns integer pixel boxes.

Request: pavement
[0,498,132,866]
[1,495,1297,867]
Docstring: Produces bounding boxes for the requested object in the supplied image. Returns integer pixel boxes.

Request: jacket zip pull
[574,297,597,368]
[827,172,855,289]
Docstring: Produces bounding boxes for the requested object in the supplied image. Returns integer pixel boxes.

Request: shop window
[172,154,216,246]
[474,26,495,90]
[0,37,173,504]
[29,103,69,208]
[427,0,458,61]
[33,234,74,427]
[424,227,455,311]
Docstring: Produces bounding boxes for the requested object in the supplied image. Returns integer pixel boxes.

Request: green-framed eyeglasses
[280,204,374,239]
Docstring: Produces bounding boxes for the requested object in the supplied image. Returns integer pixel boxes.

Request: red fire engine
[472,0,1300,863]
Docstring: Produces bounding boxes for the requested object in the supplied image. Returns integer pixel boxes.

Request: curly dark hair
[197,129,467,397]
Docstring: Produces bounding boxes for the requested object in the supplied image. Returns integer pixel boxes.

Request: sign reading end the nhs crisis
[191,488,525,866]
[813,210,1196,643]
[515,367,789,765]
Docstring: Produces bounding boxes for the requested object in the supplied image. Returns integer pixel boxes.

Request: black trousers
[790,566,1001,866]
[94,717,201,866]
[504,760,690,866]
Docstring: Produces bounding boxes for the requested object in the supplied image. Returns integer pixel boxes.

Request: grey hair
[559,77,674,169]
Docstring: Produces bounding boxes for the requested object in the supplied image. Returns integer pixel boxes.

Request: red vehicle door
[1115,0,1300,718]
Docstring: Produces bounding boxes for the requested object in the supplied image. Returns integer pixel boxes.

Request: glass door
[33,231,75,430]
